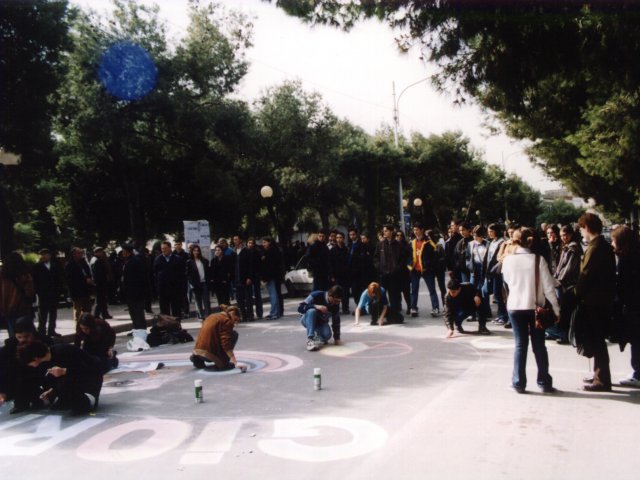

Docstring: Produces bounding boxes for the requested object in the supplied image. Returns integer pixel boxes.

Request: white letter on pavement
[0,415,105,456]
[258,417,387,462]
[76,419,191,462]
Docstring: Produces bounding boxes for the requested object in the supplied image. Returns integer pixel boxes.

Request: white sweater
[501,247,561,313]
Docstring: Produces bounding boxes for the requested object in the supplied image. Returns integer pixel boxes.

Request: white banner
[183,220,211,259]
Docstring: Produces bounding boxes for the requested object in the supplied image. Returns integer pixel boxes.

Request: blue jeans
[410,270,439,310]
[300,309,332,342]
[509,310,552,390]
[266,280,281,318]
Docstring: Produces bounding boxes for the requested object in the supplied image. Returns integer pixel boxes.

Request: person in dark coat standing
[33,248,63,337]
[247,238,264,319]
[374,224,404,322]
[575,213,617,392]
[307,231,330,291]
[611,225,640,387]
[64,247,94,327]
[90,247,113,319]
[153,241,185,317]
[121,244,148,330]
[210,245,233,307]
[231,235,254,322]
[329,231,351,314]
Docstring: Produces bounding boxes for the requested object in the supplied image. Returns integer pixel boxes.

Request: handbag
[534,254,556,330]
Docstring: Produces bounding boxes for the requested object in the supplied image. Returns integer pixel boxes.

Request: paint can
[314,368,322,391]
[194,379,203,403]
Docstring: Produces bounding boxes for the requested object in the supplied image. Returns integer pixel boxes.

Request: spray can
[314,368,322,391]
[194,379,203,403]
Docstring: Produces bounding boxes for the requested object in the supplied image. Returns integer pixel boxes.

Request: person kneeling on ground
[354,282,400,326]
[17,340,103,414]
[0,319,52,414]
[298,285,343,351]
[444,279,491,337]
[77,313,119,374]
[190,305,247,372]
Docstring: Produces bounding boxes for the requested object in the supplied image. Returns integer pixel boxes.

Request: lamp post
[260,185,278,239]
[413,198,423,225]
[475,209,482,226]
[393,78,430,234]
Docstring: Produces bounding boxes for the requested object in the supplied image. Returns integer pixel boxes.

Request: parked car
[284,256,313,296]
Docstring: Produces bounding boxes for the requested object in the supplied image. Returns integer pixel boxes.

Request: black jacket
[65,258,93,300]
[33,260,62,307]
[210,255,233,286]
[121,254,147,302]
[153,253,186,295]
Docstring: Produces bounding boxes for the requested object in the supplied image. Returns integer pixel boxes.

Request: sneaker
[619,377,640,387]
[431,308,440,317]
[306,339,318,351]
[410,308,418,318]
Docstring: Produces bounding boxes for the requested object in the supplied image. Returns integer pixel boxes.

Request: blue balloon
[98,41,157,101]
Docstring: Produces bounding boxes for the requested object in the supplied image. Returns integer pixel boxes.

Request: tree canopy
[273,0,640,218]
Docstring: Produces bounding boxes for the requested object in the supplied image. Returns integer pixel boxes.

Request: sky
[73,0,562,192]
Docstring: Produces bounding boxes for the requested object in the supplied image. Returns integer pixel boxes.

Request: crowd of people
[1,212,639,415]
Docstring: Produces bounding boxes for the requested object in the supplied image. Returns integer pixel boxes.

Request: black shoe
[9,405,29,414]
[583,383,612,392]
[190,354,206,369]
[478,327,491,335]
[511,385,526,394]
[539,385,556,394]
[556,338,570,345]
[503,322,512,329]
[456,327,466,334]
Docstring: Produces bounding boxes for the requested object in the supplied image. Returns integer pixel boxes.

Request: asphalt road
[1,296,638,480]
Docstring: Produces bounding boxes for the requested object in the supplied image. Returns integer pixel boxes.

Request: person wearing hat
[33,248,63,337]
[90,247,113,320]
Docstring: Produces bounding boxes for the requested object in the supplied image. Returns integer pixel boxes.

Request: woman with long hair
[0,251,35,337]
[502,227,560,394]
[611,225,640,387]
[187,245,210,320]
[77,312,118,373]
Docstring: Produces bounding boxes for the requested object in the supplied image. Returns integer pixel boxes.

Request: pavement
[0,292,638,480]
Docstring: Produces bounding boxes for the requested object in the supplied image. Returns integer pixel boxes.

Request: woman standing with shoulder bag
[502,228,560,394]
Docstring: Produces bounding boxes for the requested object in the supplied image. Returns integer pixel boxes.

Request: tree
[251,81,355,240]
[273,1,640,218]
[536,199,586,227]
[0,0,71,254]
[52,0,252,245]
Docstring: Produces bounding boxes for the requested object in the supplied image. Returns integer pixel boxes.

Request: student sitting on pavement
[76,312,119,374]
[190,305,247,372]
[0,319,51,413]
[17,340,103,415]
[298,285,343,351]
[444,279,491,338]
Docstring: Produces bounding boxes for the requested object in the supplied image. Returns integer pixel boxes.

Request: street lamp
[260,185,273,199]
[413,198,423,208]
[260,185,281,240]
[475,209,482,225]
[393,78,430,234]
